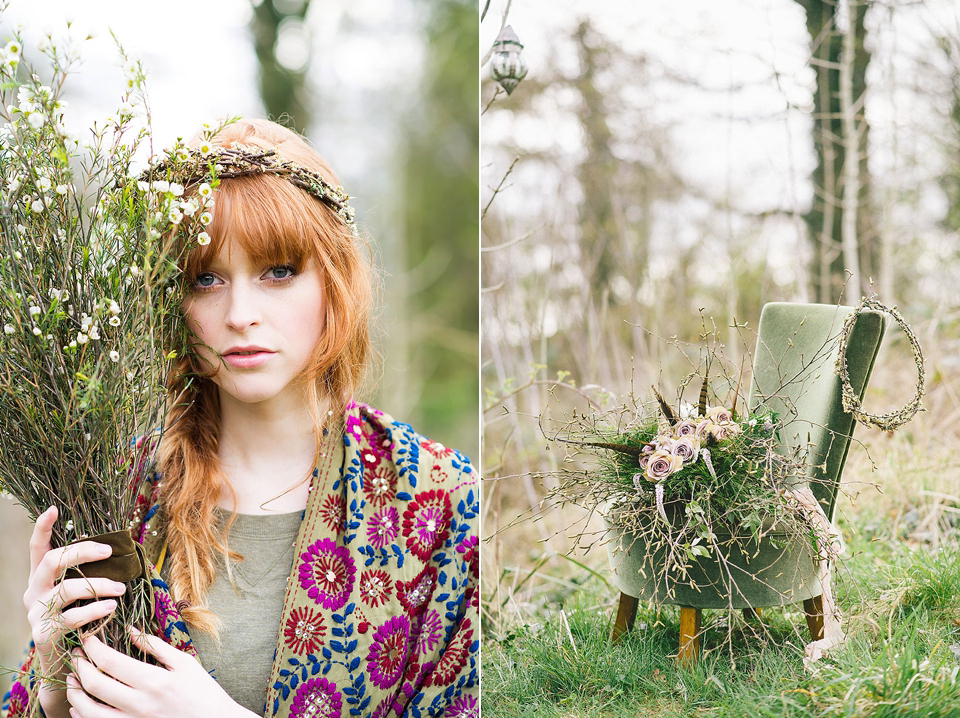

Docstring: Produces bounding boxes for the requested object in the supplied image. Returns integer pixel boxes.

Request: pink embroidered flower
[457,534,479,577]
[402,489,452,561]
[446,694,478,718]
[360,446,381,470]
[283,606,326,655]
[289,676,342,718]
[298,538,356,611]
[363,465,397,507]
[426,618,474,687]
[5,679,29,716]
[366,506,400,549]
[367,615,411,690]
[358,569,393,608]
[397,565,437,617]
[153,588,180,630]
[318,493,346,532]
[414,609,444,656]
[420,438,453,460]
[345,412,365,443]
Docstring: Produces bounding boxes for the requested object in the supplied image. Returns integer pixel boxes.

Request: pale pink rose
[673,420,698,438]
[707,406,733,424]
[671,436,701,464]
[695,420,713,439]
[644,449,683,483]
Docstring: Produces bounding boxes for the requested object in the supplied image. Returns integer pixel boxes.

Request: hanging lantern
[490,25,527,96]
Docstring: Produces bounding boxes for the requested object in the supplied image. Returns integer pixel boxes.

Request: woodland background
[0,0,477,675]
[483,0,960,713]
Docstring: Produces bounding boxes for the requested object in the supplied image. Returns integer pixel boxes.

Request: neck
[215,388,328,514]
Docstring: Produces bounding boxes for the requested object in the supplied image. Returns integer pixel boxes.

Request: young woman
[6,119,478,718]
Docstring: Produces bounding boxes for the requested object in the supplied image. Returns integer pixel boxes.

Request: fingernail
[65,673,78,686]
[112,581,126,592]
[104,599,118,610]
[98,544,112,556]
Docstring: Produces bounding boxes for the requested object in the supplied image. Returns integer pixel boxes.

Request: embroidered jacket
[3,402,479,718]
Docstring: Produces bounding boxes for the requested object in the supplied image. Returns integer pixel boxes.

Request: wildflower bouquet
[0,24,212,660]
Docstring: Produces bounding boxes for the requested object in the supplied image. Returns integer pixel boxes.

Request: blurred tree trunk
[399,0,479,455]
[797,0,876,303]
[250,0,312,133]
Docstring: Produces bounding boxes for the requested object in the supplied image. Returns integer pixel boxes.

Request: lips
[222,346,275,368]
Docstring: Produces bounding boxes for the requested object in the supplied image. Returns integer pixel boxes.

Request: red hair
[156,119,372,634]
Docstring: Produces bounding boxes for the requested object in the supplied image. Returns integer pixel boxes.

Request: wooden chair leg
[803,595,825,641]
[611,592,639,643]
[677,606,702,666]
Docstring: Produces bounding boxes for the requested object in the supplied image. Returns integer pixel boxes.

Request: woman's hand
[23,506,128,718]
[65,630,257,718]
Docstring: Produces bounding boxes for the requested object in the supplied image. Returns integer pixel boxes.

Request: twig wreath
[835,296,925,431]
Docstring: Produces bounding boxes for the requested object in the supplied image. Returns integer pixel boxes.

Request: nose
[223,282,261,332]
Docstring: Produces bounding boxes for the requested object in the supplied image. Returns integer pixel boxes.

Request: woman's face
[183,240,326,411]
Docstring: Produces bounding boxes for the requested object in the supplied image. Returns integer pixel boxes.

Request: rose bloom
[670,436,700,464]
[644,449,683,483]
[673,419,698,437]
[707,406,733,424]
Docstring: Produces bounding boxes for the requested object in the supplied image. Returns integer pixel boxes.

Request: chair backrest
[747,302,886,521]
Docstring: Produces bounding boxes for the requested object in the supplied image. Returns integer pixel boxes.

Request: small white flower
[30,199,44,212]
[197,182,212,198]
[117,102,134,118]
[31,325,41,336]
[80,314,92,331]
[197,231,211,246]
[4,41,21,58]
[65,519,74,532]
[3,324,14,335]
[152,180,170,193]
[129,265,142,277]
[169,182,184,197]
[36,176,51,192]
[199,211,213,226]
[88,326,100,340]
[68,339,77,348]
[76,332,88,345]
[28,305,41,317]
[137,180,150,192]
[168,208,183,224]
[180,200,197,216]
[6,177,20,193]
[108,300,120,315]
[26,112,44,129]
[109,350,119,362]
[13,251,22,260]
[55,184,70,195]
[108,315,121,326]
[198,141,213,155]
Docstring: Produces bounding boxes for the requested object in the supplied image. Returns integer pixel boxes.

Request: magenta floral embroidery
[414,609,444,656]
[298,538,356,611]
[358,569,393,608]
[367,615,411,690]
[5,680,28,716]
[363,464,396,507]
[153,586,179,629]
[283,606,326,654]
[402,489,452,561]
[397,564,437,617]
[289,676,342,718]
[446,694,478,718]
[366,506,400,548]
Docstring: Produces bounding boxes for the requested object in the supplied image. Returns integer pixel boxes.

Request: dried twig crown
[143,144,358,235]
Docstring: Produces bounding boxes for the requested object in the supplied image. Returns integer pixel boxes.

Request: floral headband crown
[142,143,358,235]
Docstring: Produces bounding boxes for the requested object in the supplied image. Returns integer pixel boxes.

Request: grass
[483,526,960,717]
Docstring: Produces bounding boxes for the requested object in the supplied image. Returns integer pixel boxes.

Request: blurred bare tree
[251,0,312,132]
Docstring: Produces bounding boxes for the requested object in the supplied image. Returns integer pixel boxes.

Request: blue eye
[195,273,216,287]
[267,265,296,280]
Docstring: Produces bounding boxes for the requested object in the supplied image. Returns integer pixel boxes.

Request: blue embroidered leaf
[467,489,475,506]
[279,669,290,677]
[345,623,354,637]
[280,684,289,700]
[345,602,355,615]
[346,639,358,652]
[396,491,412,501]
[322,647,332,660]
[272,697,279,715]
[332,626,344,637]
[288,657,301,666]
[290,674,298,690]
[312,662,321,675]
[439,570,448,584]
[332,613,344,624]
[349,656,361,672]
[343,686,356,696]
[330,640,344,652]
[359,695,371,711]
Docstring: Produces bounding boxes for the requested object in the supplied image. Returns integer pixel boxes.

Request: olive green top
[165,509,304,715]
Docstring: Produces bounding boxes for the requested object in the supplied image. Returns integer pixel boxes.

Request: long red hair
[156,119,372,634]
